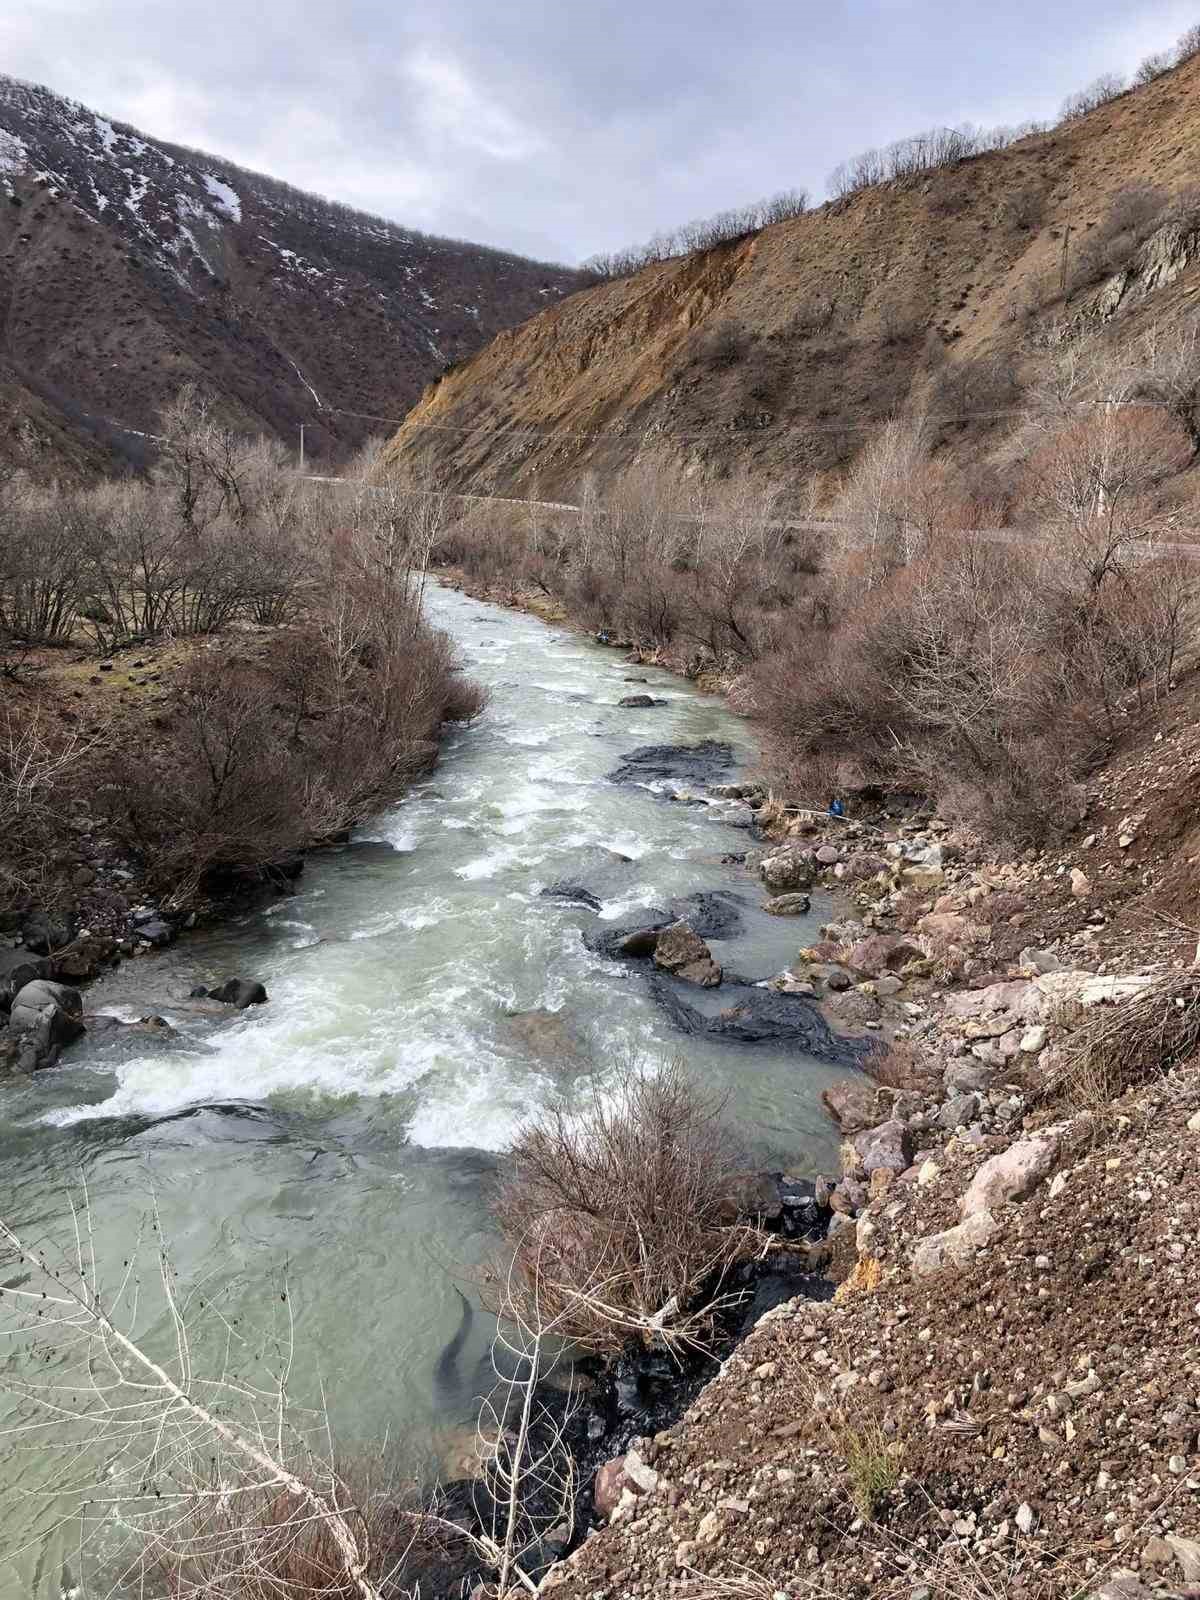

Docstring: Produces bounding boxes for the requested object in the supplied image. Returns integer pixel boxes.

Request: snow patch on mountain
[202,173,241,222]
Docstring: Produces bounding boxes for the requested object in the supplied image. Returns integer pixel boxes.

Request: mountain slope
[383,52,1200,498]
[0,76,583,475]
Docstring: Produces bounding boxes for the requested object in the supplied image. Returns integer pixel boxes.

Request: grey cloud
[0,0,1194,262]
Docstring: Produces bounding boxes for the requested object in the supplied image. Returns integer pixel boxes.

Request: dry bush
[99,620,478,904]
[1059,72,1126,123]
[865,1041,940,1093]
[1049,972,1200,1108]
[140,1457,434,1600]
[491,1063,757,1358]
[1067,183,1167,293]
[0,705,104,910]
[1135,50,1173,84]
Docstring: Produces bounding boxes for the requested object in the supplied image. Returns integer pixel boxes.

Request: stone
[764,893,811,916]
[652,923,722,987]
[943,1059,996,1095]
[1016,1502,1037,1535]
[1019,946,1062,975]
[760,846,816,894]
[1069,868,1090,899]
[937,1093,981,1130]
[618,694,656,708]
[845,934,923,977]
[20,909,76,956]
[541,881,603,912]
[593,1456,627,1519]
[822,1081,893,1134]
[852,1119,915,1177]
[622,1448,659,1494]
[720,1171,784,1224]
[0,948,50,1008]
[1165,1536,1200,1584]
[207,978,269,1009]
[136,919,174,948]
[1187,1109,1200,1134]
[1019,1025,1048,1054]
[6,979,85,1071]
[815,845,840,866]
[960,1135,1059,1217]
[911,1210,998,1276]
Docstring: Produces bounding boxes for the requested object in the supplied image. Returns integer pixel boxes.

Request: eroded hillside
[385,52,1200,498]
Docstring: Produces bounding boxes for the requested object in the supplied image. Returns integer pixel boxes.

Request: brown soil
[386,54,1200,501]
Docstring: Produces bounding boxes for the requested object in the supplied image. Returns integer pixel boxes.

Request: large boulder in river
[5,979,85,1072]
[21,908,76,956]
[583,912,672,961]
[540,881,603,911]
[608,741,735,788]
[652,923,722,987]
[207,978,269,1009]
[618,694,657,708]
[764,893,811,916]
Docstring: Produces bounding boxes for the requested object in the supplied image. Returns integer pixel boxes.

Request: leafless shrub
[864,1041,940,1093]
[0,706,105,908]
[699,319,751,369]
[490,1062,758,1358]
[998,182,1047,233]
[1059,72,1126,123]
[1067,183,1168,292]
[581,189,808,280]
[1135,50,1173,85]
[1176,22,1200,63]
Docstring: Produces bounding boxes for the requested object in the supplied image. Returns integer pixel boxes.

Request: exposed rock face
[652,923,722,987]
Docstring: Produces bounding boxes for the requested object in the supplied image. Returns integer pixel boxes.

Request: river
[0,582,856,1594]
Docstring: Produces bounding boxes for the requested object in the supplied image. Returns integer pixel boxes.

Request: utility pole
[299,424,305,474]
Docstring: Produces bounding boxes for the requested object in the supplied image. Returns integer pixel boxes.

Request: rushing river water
[0,583,857,1594]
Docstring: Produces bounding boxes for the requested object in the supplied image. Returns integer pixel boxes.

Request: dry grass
[490,1062,760,1358]
[1050,972,1200,1108]
[863,1040,939,1093]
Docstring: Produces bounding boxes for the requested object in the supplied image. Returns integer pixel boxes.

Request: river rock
[540,881,603,912]
[667,891,744,939]
[5,979,85,1072]
[21,908,76,956]
[618,694,656,708]
[207,978,269,1009]
[649,978,873,1065]
[759,847,816,894]
[653,923,722,987]
[822,1081,894,1133]
[584,912,672,960]
[852,1119,915,1176]
[0,948,50,1011]
[608,741,735,788]
[719,1170,785,1224]
[764,893,811,916]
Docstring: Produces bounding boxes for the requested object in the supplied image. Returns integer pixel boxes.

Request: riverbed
[0,582,856,1593]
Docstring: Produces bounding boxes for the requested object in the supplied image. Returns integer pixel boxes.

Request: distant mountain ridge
[0,74,583,475]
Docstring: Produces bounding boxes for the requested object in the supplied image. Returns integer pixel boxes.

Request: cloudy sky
[2,0,1195,263]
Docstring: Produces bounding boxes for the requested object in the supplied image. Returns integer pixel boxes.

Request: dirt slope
[0,76,584,477]
[385,54,1200,498]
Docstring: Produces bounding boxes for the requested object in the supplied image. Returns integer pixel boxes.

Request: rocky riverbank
[522,786,1200,1599]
